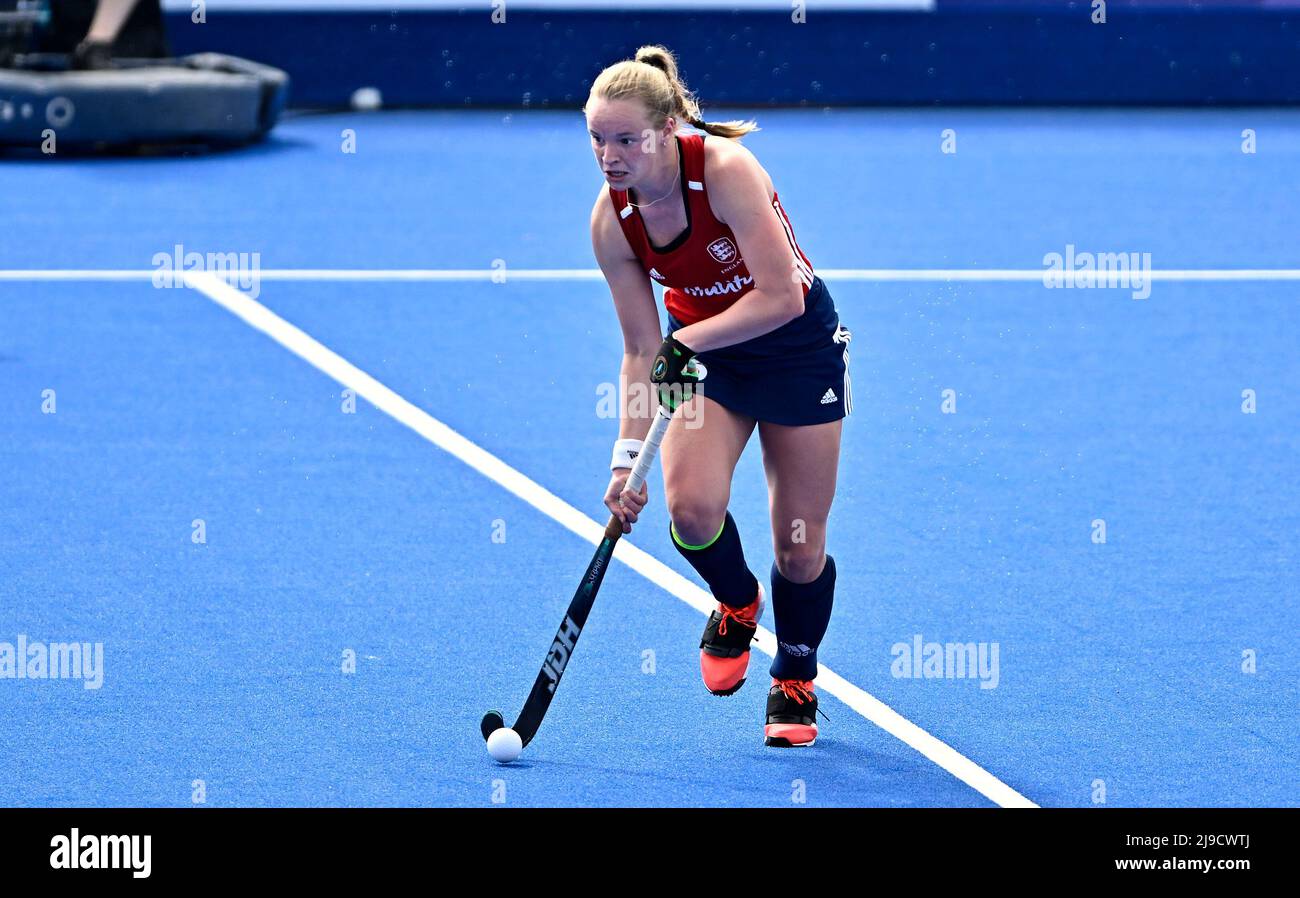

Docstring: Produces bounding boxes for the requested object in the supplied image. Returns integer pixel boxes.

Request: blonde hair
[586,45,759,140]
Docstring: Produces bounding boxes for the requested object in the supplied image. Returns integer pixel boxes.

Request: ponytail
[586,44,760,140]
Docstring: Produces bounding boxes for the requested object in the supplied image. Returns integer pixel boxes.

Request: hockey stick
[480,373,694,750]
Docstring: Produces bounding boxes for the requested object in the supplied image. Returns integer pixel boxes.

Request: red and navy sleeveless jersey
[607,132,814,327]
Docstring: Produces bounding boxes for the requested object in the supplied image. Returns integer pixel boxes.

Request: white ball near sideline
[486,727,523,764]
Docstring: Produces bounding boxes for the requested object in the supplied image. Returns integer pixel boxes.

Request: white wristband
[611,438,644,471]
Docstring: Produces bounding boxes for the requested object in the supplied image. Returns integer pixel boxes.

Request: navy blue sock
[769,555,836,681]
[670,510,760,608]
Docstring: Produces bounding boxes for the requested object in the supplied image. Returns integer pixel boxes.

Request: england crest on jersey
[706,237,738,264]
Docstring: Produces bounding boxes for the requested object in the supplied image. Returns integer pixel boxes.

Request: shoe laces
[716,598,759,637]
[773,678,831,722]
[774,678,816,704]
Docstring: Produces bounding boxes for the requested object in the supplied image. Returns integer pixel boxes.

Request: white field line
[3,268,1300,283]
[185,269,1037,808]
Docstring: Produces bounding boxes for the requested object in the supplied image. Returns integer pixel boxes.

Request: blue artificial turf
[1,109,1296,806]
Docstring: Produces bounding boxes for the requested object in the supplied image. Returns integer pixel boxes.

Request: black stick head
[480,710,506,742]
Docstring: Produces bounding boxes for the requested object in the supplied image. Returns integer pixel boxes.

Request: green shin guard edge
[670,516,727,551]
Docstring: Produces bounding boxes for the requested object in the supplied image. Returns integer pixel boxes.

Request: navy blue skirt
[667,276,853,427]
